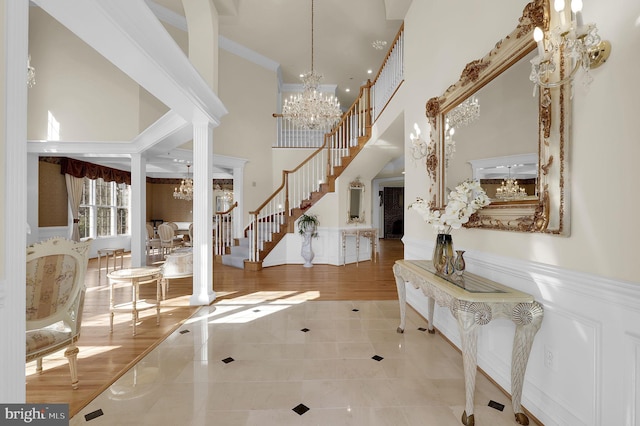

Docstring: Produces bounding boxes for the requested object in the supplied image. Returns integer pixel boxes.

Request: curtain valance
[60,157,131,185]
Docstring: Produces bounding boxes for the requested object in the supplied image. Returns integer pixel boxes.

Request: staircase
[241,83,372,271]
[222,23,404,270]
[221,237,249,269]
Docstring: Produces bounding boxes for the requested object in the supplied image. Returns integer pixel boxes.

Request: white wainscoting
[262,227,376,267]
[36,227,131,259]
[627,331,640,426]
[403,236,640,426]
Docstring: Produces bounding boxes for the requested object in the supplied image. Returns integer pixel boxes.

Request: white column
[130,154,146,267]
[1,0,29,403]
[232,166,244,238]
[190,120,216,305]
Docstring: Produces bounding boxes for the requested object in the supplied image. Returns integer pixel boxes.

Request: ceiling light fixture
[173,164,193,201]
[447,96,480,128]
[495,166,527,201]
[372,40,387,50]
[282,0,342,130]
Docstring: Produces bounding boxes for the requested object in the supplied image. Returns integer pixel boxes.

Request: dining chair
[184,223,194,247]
[146,223,161,256]
[157,223,182,256]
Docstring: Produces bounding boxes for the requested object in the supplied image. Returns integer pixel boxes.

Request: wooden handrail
[371,22,404,85]
[249,80,372,220]
[216,201,238,216]
[214,201,238,257]
[248,141,327,217]
[246,38,397,263]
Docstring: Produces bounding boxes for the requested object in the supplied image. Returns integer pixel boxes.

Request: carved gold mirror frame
[425,0,569,235]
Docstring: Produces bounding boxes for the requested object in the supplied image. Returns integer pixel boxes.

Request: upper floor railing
[247,82,371,263]
[245,23,404,265]
[273,117,331,148]
[371,23,404,122]
[273,23,404,148]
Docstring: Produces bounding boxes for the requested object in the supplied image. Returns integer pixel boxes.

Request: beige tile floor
[70,298,532,426]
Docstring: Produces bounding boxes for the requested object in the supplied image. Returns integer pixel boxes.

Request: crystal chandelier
[444,120,456,168]
[447,96,480,128]
[282,0,342,130]
[372,40,387,50]
[529,0,611,95]
[173,164,193,201]
[495,167,527,201]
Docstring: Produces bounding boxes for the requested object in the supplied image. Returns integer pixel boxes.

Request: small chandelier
[282,0,342,130]
[495,167,527,201]
[530,0,611,95]
[372,40,387,50]
[27,55,36,88]
[444,119,456,168]
[173,164,193,201]
[447,96,480,129]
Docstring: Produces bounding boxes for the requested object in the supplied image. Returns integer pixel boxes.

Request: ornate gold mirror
[425,0,569,235]
[347,178,365,224]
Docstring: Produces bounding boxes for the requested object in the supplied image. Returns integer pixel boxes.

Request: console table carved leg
[394,266,407,333]
[456,306,480,426]
[427,297,436,333]
[510,302,544,425]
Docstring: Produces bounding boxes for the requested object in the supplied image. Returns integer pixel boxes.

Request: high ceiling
[29,0,409,178]
[154,0,408,107]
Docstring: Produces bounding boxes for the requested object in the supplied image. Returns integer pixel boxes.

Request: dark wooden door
[383,187,404,239]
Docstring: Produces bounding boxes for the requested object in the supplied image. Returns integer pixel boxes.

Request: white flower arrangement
[409,179,491,234]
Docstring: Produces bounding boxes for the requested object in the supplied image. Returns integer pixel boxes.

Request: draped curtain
[60,157,132,241]
[64,174,84,242]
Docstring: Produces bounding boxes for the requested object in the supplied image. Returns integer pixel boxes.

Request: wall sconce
[530,0,611,92]
[409,122,428,160]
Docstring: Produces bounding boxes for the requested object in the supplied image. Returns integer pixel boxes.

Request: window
[78,177,130,239]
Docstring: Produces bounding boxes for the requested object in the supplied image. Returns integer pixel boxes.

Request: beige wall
[147,182,193,223]
[27,8,166,141]
[137,23,188,131]
[402,0,640,283]
[215,49,277,223]
[38,161,67,227]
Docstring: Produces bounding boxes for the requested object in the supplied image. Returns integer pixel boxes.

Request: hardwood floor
[26,238,405,417]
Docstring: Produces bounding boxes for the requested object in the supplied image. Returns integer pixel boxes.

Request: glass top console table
[341,227,378,265]
[393,259,543,426]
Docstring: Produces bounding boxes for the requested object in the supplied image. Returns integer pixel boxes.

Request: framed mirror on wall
[424,0,570,235]
[347,178,365,224]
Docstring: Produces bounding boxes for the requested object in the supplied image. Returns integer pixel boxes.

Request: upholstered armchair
[25,237,92,389]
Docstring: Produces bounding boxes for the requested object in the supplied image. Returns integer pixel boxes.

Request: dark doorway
[383,187,404,239]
